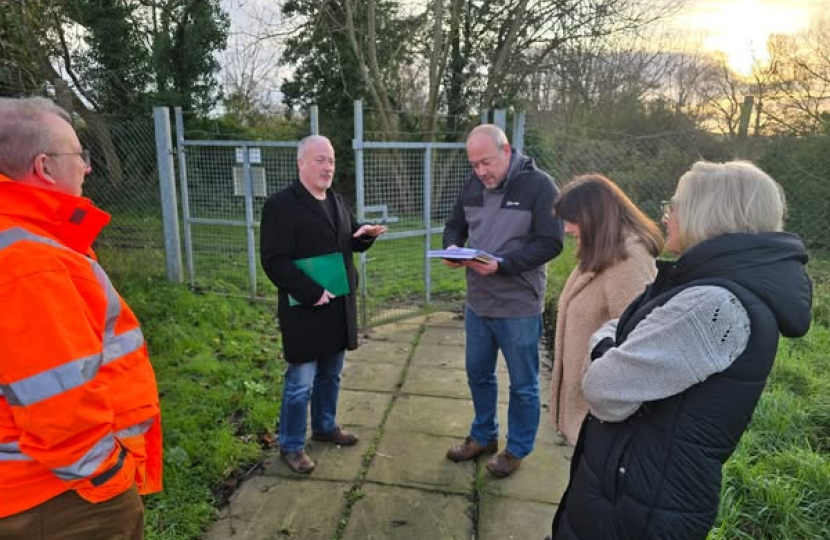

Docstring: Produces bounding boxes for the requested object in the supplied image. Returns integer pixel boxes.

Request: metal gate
[352,101,526,326]
[154,104,524,327]
[155,106,317,296]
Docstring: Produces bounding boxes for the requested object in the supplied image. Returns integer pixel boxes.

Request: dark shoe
[280,449,315,474]
[311,426,359,446]
[446,436,498,462]
[486,450,522,478]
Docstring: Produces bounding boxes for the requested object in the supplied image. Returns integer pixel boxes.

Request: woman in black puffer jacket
[547,161,812,540]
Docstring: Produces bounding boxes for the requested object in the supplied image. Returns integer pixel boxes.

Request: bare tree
[704,53,747,136]
[221,28,283,119]
[764,21,830,134]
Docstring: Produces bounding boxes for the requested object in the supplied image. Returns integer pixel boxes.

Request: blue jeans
[278,350,345,452]
[464,306,542,458]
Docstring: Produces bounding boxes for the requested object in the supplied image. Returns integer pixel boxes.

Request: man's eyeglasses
[660,199,674,218]
[46,149,91,168]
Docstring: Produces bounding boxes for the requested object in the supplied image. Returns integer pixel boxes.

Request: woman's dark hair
[553,174,663,272]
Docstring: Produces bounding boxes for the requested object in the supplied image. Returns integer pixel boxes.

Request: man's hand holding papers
[430,246,501,275]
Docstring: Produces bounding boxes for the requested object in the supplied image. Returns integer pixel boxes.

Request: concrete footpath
[203,312,572,540]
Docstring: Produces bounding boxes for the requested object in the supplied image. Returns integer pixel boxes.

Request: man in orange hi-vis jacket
[0,97,162,540]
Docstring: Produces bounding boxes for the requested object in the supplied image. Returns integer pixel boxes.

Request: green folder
[288,252,351,306]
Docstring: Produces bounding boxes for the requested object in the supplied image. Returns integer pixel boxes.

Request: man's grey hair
[467,124,509,148]
[297,135,333,160]
[0,97,73,180]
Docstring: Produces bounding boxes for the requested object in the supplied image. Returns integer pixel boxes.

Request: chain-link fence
[524,113,830,250]
[79,114,165,262]
[5,90,827,324]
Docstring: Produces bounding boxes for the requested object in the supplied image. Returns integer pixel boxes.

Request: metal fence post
[310,105,319,135]
[241,145,258,295]
[154,107,183,283]
[174,108,195,287]
[513,111,525,152]
[424,146,432,305]
[494,109,507,131]
[353,100,368,329]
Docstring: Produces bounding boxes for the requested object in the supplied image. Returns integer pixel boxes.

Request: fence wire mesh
[178,142,299,295]
[524,113,830,251]
[74,114,166,275]
[359,146,469,325]
[5,90,827,328]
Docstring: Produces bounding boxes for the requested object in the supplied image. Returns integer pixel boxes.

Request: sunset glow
[677,0,815,75]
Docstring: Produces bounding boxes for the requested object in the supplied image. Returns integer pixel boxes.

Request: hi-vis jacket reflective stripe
[0,175,162,518]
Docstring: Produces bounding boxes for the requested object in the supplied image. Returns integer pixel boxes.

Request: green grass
[98,248,283,540]
[709,325,830,540]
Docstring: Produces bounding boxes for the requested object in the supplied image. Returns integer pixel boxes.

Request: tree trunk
[480,0,529,109]
[425,0,446,139]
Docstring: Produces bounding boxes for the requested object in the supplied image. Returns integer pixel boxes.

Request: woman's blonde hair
[674,161,786,252]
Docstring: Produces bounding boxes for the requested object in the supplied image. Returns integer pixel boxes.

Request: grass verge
[100,248,283,540]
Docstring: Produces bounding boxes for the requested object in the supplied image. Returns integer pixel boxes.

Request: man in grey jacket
[443,124,563,478]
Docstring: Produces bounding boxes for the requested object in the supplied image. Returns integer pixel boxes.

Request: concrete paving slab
[347,339,414,364]
[402,364,469,399]
[203,314,573,540]
[535,420,570,447]
[338,390,393,427]
[420,326,467,346]
[261,426,376,482]
[409,342,466,369]
[402,358,514,403]
[342,360,404,393]
[365,431,475,494]
[362,319,424,343]
[478,495,557,540]
[203,476,350,540]
[480,437,571,504]
[385,394,472,438]
[341,483,472,540]
[410,344,513,373]
[425,311,464,327]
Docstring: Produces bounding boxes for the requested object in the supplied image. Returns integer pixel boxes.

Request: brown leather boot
[280,449,316,474]
[446,436,498,462]
[311,426,359,446]
[486,449,522,478]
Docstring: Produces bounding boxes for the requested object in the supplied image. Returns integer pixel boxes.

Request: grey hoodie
[443,149,563,317]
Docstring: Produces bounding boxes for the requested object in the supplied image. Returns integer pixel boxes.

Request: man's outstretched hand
[354,224,387,238]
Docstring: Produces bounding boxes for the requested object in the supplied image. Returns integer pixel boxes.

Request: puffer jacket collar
[653,232,811,338]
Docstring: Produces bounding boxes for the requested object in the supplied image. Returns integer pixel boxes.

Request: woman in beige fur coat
[550,175,663,445]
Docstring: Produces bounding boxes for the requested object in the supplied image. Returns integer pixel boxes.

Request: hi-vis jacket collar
[0,174,110,255]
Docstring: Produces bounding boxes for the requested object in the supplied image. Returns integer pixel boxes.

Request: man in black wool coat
[260,135,386,474]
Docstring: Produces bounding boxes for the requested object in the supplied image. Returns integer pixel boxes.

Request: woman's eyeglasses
[660,200,674,218]
[45,149,91,168]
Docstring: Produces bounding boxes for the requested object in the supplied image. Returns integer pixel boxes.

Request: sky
[220,0,828,86]
[669,0,826,74]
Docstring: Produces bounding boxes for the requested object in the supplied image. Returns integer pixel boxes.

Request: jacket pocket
[601,428,634,502]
